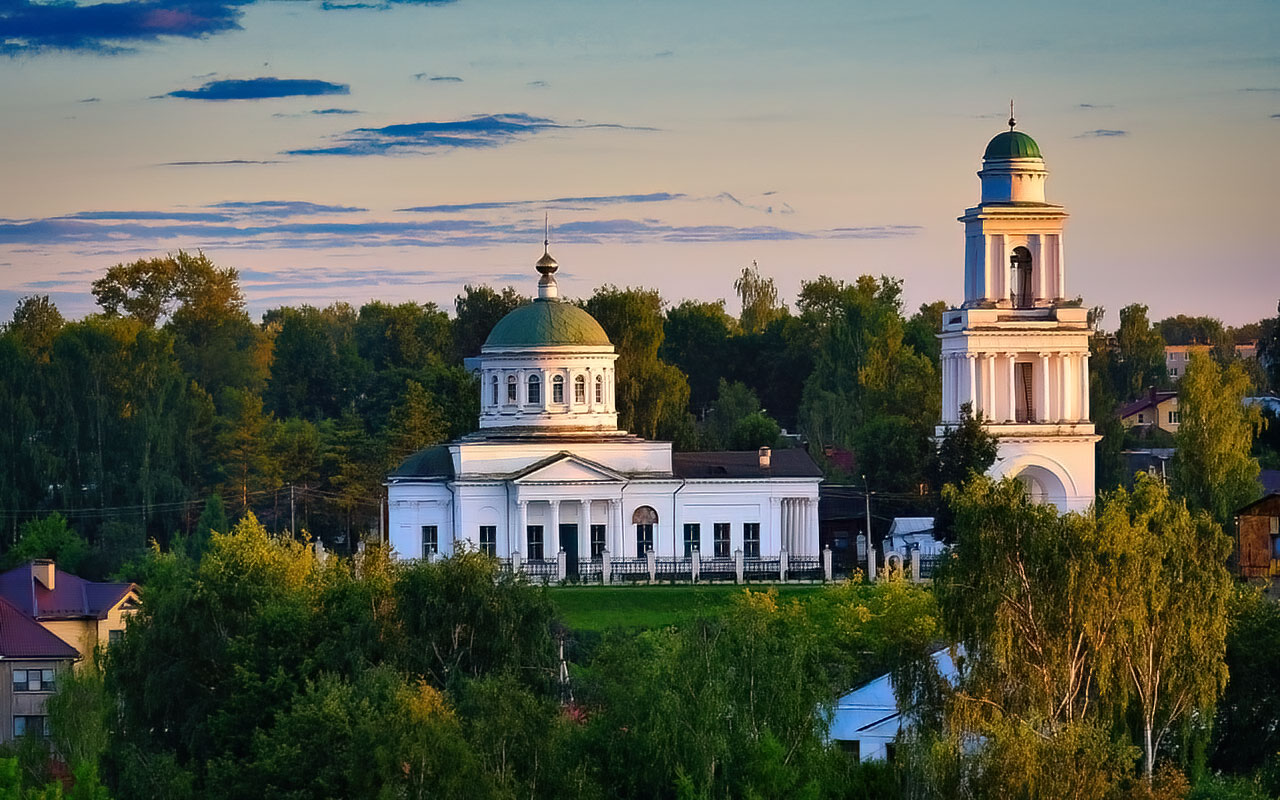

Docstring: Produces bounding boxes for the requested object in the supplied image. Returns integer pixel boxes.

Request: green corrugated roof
[483,299,612,348]
[984,130,1042,160]
[390,445,454,479]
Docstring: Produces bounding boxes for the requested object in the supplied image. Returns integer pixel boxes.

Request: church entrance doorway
[561,524,579,577]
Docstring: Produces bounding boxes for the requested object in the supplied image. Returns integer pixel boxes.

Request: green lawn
[548,584,828,632]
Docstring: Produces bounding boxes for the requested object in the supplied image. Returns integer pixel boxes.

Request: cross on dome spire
[1008,99,1016,132]
[535,213,560,300]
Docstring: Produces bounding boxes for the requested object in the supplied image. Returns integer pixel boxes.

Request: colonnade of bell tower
[937,123,1099,512]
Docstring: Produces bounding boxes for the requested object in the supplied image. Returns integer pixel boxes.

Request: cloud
[206,200,368,216]
[1075,129,1128,138]
[158,159,282,166]
[0,0,251,56]
[1242,88,1280,92]
[78,97,101,103]
[1076,103,1114,109]
[164,77,350,101]
[413,73,462,82]
[398,192,687,213]
[312,107,360,115]
[285,112,656,156]
[526,80,549,88]
[1272,114,1280,119]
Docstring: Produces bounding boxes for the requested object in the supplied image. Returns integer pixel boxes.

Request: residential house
[1164,344,1211,381]
[0,595,78,744]
[0,561,138,658]
[1233,493,1280,581]
[830,647,959,761]
[1119,389,1180,433]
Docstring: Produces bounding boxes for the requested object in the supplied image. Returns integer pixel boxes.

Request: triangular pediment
[511,452,625,484]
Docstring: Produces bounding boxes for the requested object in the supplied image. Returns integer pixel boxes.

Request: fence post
[512,550,522,575]
[647,550,657,583]
[602,549,611,585]
[691,549,700,584]
[780,548,789,582]
[734,548,744,584]
[823,546,833,582]
[557,548,567,582]
[911,549,922,583]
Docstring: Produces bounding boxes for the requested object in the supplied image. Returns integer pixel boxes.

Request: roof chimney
[32,560,54,591]
[758,446,771,469]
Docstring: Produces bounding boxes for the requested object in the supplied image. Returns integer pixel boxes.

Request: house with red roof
[0,560,138,661]
[0,594,79,743]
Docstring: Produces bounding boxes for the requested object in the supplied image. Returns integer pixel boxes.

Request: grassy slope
[549,584,827,632]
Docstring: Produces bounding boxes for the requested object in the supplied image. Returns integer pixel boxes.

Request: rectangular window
[108,629,124,647]
[635,523,654,555]
[1271,516,1280,535]
[743,523,761,558]
[713,523,730,558]
[1137,413,1145,424]
[837,739,861,762]
[683,523,700,557]
[595,377,603,404]
[527,525,544,560]
[552,377,565,404]
[575,378,587,404]
[13,669,54,693]
[1169,367,1178,377]
[506,377,517,403]
[590,524,606,558]
[421,525,438,556]
[479,525,497,557]
[13,716,48,738]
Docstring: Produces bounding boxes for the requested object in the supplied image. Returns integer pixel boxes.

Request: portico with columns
[937,120,1099,511]
[387,244,823,580]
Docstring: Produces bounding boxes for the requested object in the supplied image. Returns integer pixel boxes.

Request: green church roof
[984,130,1042,160]
[484,299,612,349]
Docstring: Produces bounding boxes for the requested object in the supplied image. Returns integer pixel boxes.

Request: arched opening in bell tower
[1010,247,1033,308]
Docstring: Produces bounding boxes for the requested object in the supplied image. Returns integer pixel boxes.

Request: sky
[1,0,1277,327]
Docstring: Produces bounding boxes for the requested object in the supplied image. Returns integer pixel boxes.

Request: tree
[1100,475,1232,780]
[383,380,447,469]
[661,300,738,413]
[1212,587,1280,773]
[734,263,786,334]
[453,285,526,361]
[1114,304,1168,398]
[1257,300,1280,392]
[4,514,89,573]
[904,300,947,368]
[929,403,999,538]
[1172,353,1263,524]
[7,296,64,364]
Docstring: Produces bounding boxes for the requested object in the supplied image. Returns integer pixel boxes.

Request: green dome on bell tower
[983,130,1042,160]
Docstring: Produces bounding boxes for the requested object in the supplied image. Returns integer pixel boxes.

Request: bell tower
[938,118,1098,511]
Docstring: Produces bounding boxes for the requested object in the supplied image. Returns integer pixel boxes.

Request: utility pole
[290,484,295,538]
[863,474,873,582]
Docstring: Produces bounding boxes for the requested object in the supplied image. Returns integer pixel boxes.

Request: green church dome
[984,130,1042,160]
[484,299,612,348]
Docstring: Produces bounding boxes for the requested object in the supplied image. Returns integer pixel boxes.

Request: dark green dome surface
[484,299,612,348]
[984,130,1042,160]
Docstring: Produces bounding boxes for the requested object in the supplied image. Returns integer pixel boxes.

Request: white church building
[937,120,1098,511]
[387,246,823,581]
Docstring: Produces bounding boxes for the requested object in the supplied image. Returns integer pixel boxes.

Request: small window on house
[1169,367,1178,377]
[507,375,517,403]
[590,525,606,558]
[837,739,861,762]
[713,523,730,558]
[13,670,54,693]
[479,525,497,557]
[421,525,438,556]
[595,375,604,404]
[527,374,541,404]
[491,376,498,406]
[743,523,761,558]
[552,374,565,404]
[108,629,123,647]
[527,525,544,560]
[635,523,654,555]
[574,375,586,404]
[683,524,700,557]
[13,716,48,738]
[1168,411,1181,425]
[1271,516,1280,536]
[1138,413,1145,424]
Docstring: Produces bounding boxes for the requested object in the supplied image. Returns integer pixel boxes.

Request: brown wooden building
[1234,493,1280,580]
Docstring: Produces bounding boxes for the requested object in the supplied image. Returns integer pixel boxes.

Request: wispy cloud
[1242,88,1280,93]
[164,77,350,101]
[527,80,549,88]
[158,159,282,166]
[414,73,462,82]
[1075,129,1128,138]
[78,97,101,103]
[1076,103,1114,109]
[285,112,656,156]
[398,192,687,213]
[207,201,367,216]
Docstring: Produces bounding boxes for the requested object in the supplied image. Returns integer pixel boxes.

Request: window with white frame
[590,525,606,558]
[479,526,497,557]
[421,525,438,556]
[683,523,700,557]
[635,523,654,555]
[13,716,48,738]
[12,669,54,693]
[527,374,541,404]
[595,375,604,404]
[1168,410,1181,425]
[713,523,730,558]
[507,375,517,403]
[527,525,544,560]
[552,374,565,403]
[743,523,761,558]
[574,374,586,404]
[490,376,498,406]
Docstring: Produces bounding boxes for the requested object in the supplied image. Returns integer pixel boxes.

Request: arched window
[527,374,541,404]
[1010,246,1033,309]
[574,374,586,404]
[506,375,517,404]
[490,376,498,406]
[595,374,604,405]
[632,505,658,555]
[552,374,565,404]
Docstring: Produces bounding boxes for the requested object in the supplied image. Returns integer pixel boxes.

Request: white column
[580,500,591,559]
[609,498,621,557]
[966,354,977,413]
[1062,353,1075,421]
[1037,353,1049,423]
[986,354,997,419]
[940,354,951,423]
[518,500,528,557]
[1080,352,1091,421]
[1053,353,1064,423]
[1005,354,1017,423]
[769,498,782,556]
[549,500,561,556]
[1055,235,1066,300]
